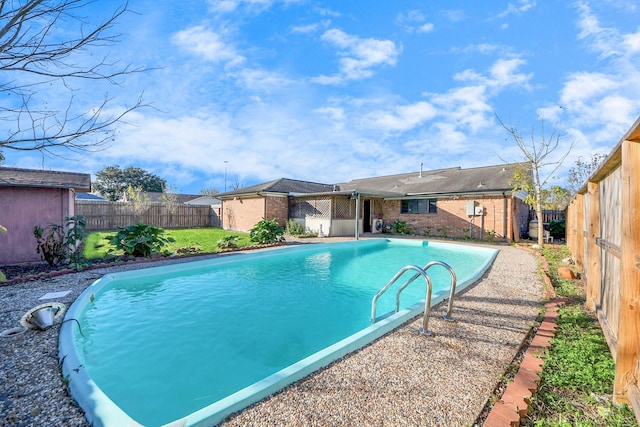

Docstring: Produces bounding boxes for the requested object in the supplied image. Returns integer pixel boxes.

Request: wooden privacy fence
[566,117,640,419]
[76,201,217,230]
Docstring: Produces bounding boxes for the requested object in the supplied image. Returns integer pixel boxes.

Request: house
[218,163,530,242]
[75,193,107,202]
[185,196,222,227]
[0,167,91,264]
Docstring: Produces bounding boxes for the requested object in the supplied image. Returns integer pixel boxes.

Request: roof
[339,163,527,198]
[139,192,203,204]
[218,178,336,198]
[0,167,91,192]
[75,193,106,201]
[220,163,528,199]
[184,195,222,206]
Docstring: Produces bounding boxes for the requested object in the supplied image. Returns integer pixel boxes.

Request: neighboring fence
[566,117,640,419]
[76,201,217,230]
[530,209,566,223]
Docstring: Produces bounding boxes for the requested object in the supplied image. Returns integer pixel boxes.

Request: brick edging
[483,299,567,426]
[483,244,566,426]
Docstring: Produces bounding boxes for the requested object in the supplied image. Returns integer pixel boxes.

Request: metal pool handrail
[371,260,457,336]
[396,260,458,322]
[370,265,434,335]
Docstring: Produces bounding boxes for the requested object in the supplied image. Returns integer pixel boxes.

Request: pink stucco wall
[0,187,75,264]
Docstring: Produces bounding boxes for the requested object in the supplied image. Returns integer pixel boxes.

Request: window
[401,198,437,214]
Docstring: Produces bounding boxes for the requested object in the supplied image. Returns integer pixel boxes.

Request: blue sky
[3,0,640,194]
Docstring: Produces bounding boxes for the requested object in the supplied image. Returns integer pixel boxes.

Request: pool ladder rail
[370,261,457,336]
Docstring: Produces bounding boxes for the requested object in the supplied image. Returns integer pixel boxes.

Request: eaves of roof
[0,167,91,191]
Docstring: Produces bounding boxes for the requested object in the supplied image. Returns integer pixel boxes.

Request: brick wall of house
[264,195,289,227]
[222,197,265,232]
[382,195,518,241]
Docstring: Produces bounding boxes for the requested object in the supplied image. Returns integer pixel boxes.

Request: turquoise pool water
[59,239,498,427]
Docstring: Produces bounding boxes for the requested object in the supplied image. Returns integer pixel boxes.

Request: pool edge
[59,240,499,427]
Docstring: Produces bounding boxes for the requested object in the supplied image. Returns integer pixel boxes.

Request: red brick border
[484,299,567,426]
[484,244,567,426]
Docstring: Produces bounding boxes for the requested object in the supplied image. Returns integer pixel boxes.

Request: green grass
[83,227,253,259]
[522,245,638,427]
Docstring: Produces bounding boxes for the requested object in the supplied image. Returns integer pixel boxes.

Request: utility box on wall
[466,200,478,216]
[475,206,484,216]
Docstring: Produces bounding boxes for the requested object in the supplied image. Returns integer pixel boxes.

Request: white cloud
[291,21,331,34]
[207,0,301,13]
[313,29,400,84]
[489,58,532,88]
[560,72,619,107]
[622,29,640,53]
[453,57,532,90]
[363,101,437,132]
[395,10,435,34]
[172,26,245,66]
[495,0,537,19]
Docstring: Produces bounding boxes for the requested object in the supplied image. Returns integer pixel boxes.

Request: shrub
[250,218,285,244]
[107,223,175,258]
[285,219,305,236]
[485,229,496,242]
[33,222,66,267]
[217,235,239,249]
[392,220,408,235]
[64,216,88,270]
[33,215,89,268]
[549,218,566,238]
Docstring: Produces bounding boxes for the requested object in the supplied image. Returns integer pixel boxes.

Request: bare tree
[567,153,607,195]
[498,115,576,246]
[0,0,145,160]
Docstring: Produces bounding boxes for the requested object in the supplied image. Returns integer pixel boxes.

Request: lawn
[83,227,253,259]
[521,245,638,427]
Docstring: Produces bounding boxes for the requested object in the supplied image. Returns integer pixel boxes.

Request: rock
[561,257,574,265]
[558,266,576,280]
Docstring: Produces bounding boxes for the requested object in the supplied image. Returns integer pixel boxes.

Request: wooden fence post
[615,139,640,409]
[586,181,600,311]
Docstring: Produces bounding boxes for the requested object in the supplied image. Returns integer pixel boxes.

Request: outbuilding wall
[222,196,265,232]
[0,187,75,264]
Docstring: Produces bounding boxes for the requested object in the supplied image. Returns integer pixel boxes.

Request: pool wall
[59,239,498,427]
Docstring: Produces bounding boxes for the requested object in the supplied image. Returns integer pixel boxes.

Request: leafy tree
[498,116,575,246]
[542,185,571,211]
[567,153,607,195]
[93,165,166,201]
[0,1,145,160]
[199,188,220,196]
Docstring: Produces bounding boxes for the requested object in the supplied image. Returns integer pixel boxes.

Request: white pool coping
[59,239,498,427]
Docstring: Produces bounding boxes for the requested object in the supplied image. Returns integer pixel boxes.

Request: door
[363,199,371,232]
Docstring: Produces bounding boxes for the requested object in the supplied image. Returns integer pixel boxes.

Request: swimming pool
[59,238,498,427]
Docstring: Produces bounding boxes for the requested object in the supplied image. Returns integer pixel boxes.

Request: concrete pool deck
[0,239,543,426]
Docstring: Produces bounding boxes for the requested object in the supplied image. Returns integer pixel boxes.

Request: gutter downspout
[503,193,508,240]
[354,192,360,240]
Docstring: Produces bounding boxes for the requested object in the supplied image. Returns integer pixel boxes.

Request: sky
[2,0,640,195]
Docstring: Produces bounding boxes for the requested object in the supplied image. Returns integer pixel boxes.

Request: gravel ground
[0,241,542,427]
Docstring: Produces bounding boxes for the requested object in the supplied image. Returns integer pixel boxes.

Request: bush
[107,223,175,258]
[33,222,66,267]
[250,218,285,244]
[549,218,566,238]
[285,219,305,236]
[33,215,88,268]
[392,220,408,235]
[217,235,239,249]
